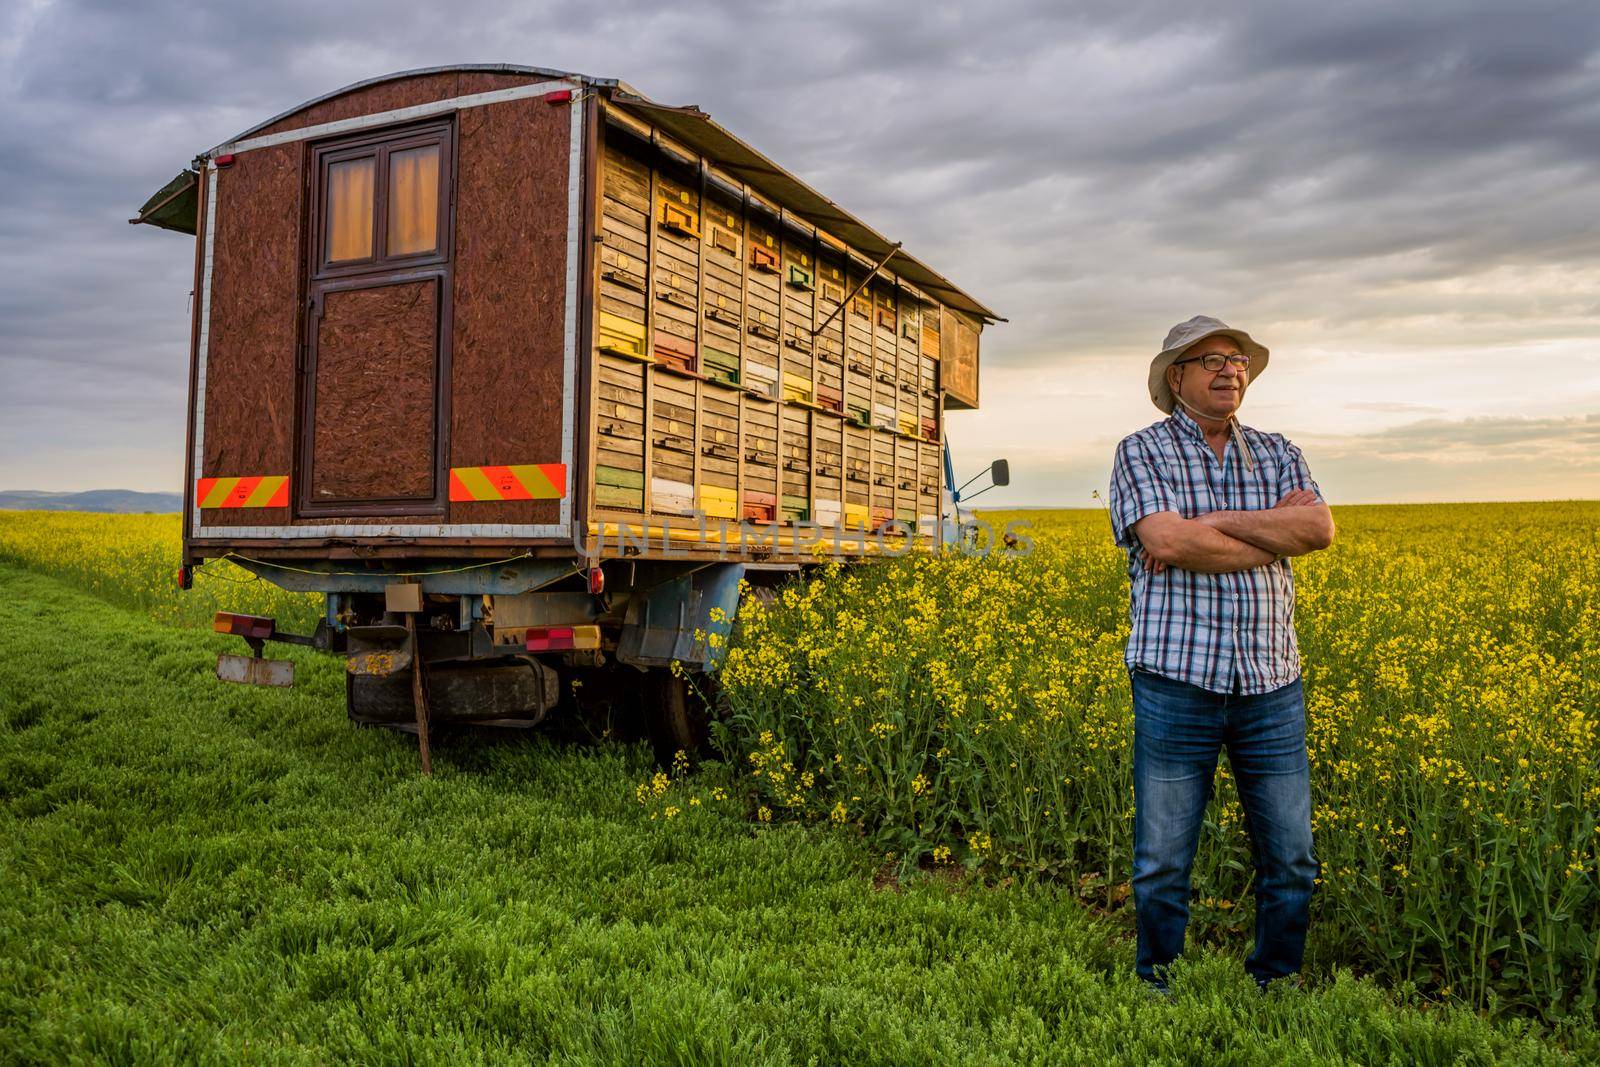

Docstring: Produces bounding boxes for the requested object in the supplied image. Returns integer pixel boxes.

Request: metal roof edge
[602,88,1000,323]
[208,63,603,157]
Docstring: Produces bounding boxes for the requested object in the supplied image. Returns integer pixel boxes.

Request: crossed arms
[1134,489,1335,574]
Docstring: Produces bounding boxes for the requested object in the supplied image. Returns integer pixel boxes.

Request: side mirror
[950,457,1010,504]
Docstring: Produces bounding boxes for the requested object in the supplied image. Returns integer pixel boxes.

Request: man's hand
[1193,491,1335,556]
[1133,512,1280,574]
[1195,489,1319,532]
[1274,488,1320,509]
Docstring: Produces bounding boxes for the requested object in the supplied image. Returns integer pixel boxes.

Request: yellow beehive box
[598,311,648,360]
[782,372,813,404]
[698,483,738,519]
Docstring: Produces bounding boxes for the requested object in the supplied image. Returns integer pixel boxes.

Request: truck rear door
[302,121,454,517]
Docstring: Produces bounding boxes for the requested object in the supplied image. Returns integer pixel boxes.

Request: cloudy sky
[3,0,1598,506]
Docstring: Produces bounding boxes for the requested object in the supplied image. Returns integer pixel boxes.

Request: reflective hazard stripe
[197,475,289,508]
[449,463,567,502]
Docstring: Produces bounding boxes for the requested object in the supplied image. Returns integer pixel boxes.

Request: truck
[132,64,1005,769]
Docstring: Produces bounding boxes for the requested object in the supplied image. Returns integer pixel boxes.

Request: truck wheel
[645,670,713,765]
[744,584,780,611]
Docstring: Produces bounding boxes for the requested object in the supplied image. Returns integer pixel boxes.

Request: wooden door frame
[296,117,458,519]
[300,270,453,518]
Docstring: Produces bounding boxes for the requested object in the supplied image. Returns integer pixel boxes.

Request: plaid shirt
[1108,407,1323,695]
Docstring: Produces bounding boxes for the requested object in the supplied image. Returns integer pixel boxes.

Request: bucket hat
[1148,315,1269,415]
[1149,315,1268,471]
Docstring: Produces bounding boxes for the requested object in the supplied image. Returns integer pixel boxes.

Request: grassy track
[0,563,1588,1064]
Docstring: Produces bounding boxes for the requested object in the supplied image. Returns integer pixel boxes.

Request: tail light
[587,566,605,596]
[214,612,275,639]
[525,625,601,652]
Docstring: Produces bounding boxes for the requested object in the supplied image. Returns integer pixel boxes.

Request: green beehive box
[703,345,741,385]
[596,484,644,509]
[781,494,809,522]
[595,466,645,509]
[596,465,644,489]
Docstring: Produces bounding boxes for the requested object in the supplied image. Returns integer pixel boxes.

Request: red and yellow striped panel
[449,463,567,502]
[196,475,289,509]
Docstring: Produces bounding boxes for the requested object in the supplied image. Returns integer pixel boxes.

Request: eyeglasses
[1173,353,1251,372]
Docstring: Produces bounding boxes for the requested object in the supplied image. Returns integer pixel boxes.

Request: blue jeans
[1130,668,1318,988]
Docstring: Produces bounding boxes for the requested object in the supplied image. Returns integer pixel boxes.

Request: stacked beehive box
[590,127,948,541]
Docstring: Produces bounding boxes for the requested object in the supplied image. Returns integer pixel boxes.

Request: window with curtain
[314,122,450,276]
[325,158,375,262]
[387,145,440,256]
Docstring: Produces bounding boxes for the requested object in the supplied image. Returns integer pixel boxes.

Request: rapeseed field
[0,511,318,631]
[712,503,1600,1021]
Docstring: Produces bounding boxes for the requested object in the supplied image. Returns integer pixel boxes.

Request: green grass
[0,563,1590,1064]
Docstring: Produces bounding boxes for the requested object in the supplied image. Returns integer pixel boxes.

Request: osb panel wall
[200,143,302,528]
[201,76,573,536]
[310,280,440,506]
[248,71,547,140]
[447,96,572,528]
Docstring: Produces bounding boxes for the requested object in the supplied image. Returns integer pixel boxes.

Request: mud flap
[616,562,746,670]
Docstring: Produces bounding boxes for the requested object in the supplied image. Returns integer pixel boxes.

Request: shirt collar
[1170,405,1256,469]
[1169,405,1209,444]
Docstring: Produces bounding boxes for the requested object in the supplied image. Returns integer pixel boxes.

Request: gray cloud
[2,0,1598,495]
[1344,401,1450,415]
[1308,412,1600,457]
[1302,414,1600,502]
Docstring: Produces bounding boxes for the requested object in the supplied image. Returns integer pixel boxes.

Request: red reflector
[543,90,573,105]
[588,566,605,596]
[525,626,576,652]
[213,153,235,168]
[213,612,274,639]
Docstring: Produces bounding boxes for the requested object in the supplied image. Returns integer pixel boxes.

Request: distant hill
[0,490,182,513]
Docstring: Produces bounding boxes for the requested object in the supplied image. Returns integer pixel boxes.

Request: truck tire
[644,669,713,765]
